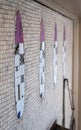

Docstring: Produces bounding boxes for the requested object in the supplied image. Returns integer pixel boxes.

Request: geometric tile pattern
[40,41,45,98]
[54,41,58,87]
[15,10,25,119]
[54,23,58,87]
[15,49,25,118]
[63,27,66,78]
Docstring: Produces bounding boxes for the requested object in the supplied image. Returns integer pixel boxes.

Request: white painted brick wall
[0,0,73,130]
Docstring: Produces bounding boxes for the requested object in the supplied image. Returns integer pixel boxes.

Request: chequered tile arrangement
[63,42,66,78]
[15,50,25,118]
[40,41,45,97]
[53,23,58,87]
[54,41,58,87]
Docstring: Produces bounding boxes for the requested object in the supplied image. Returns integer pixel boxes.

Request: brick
[0,0,73,130]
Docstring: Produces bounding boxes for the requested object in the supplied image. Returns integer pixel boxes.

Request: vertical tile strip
[63,26,66,127]
[40,18,45,98]
[15,10,25,119]
[53,23,58,87]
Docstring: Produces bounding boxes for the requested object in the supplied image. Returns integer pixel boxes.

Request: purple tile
[15,10,24,44]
